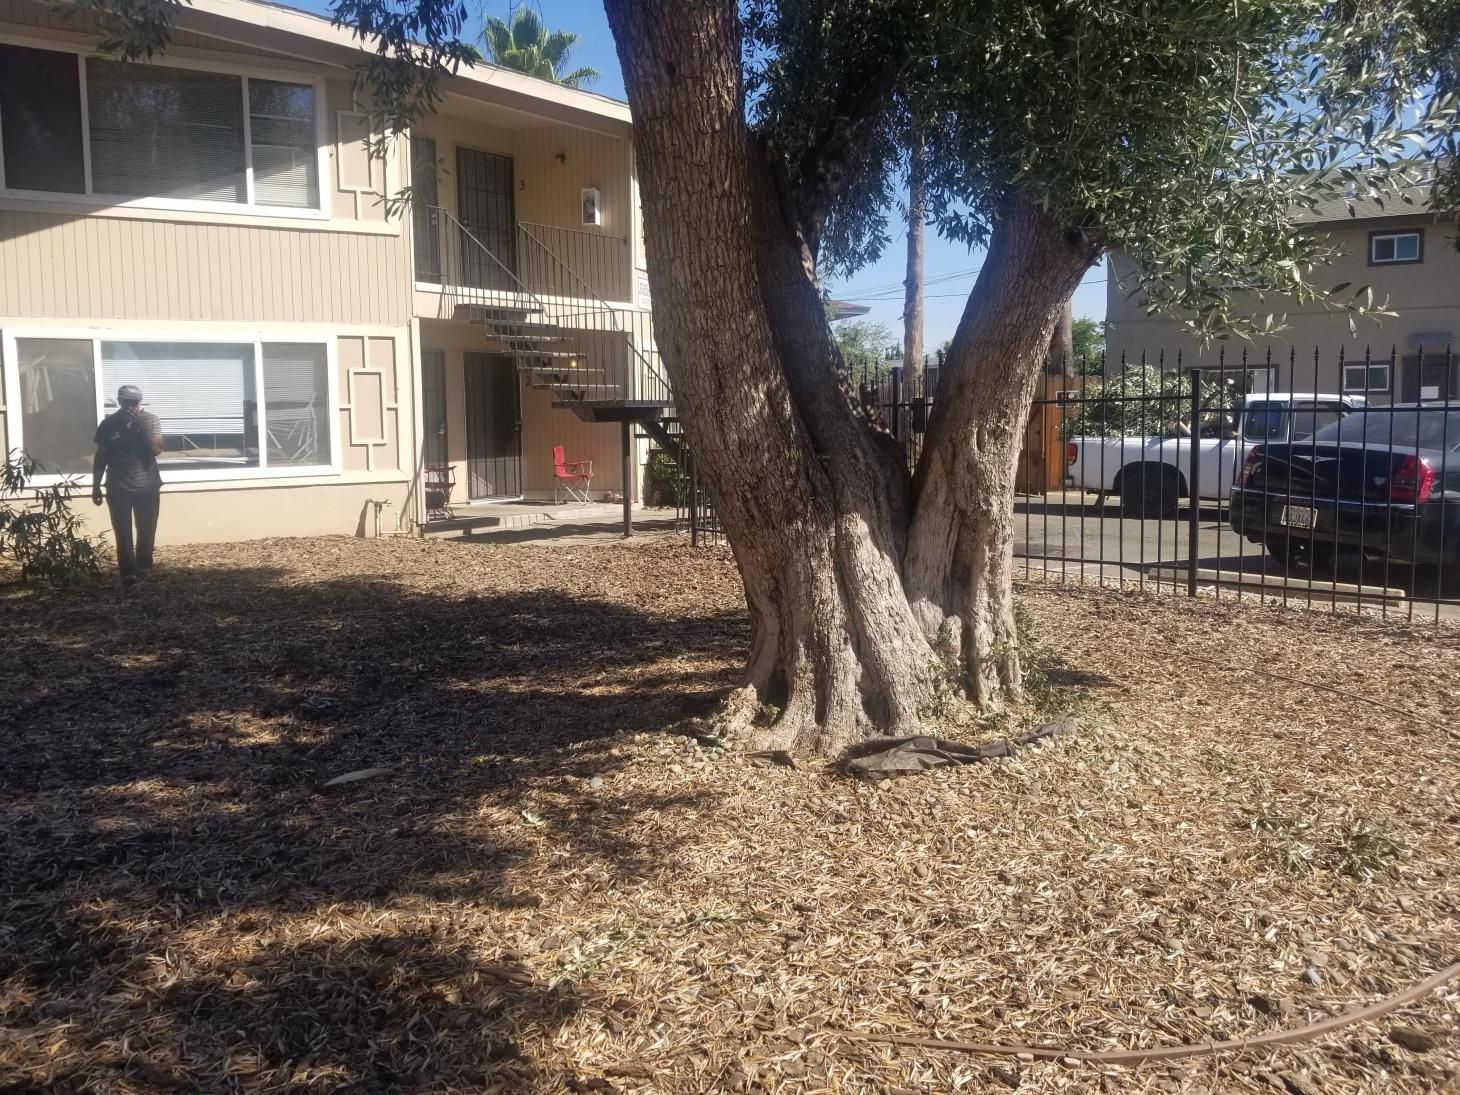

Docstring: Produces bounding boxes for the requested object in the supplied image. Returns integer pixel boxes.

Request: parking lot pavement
[1013,491,1459,621]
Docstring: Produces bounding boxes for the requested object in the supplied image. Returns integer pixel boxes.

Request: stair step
[521,366,606,377]
[548,383,624,394]
[500,334,571,344]
[509,350,582,360]
[492,324,573,337]
[461,300,543,312]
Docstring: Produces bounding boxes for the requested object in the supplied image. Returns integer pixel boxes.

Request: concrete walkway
[426,500,683,545]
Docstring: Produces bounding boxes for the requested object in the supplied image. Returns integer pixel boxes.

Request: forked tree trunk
[606,0,1099,756]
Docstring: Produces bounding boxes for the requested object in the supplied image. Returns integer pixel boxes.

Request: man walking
[91,385,164,586]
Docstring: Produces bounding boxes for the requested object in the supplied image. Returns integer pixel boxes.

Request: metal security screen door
[464,352,521,499]
[456,147,515,289]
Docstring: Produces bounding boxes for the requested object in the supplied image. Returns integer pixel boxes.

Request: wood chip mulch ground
[1,535,1458,1094]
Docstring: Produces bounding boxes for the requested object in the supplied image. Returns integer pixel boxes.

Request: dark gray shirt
[95,411,163,493]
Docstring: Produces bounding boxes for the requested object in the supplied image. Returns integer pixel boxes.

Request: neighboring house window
[0,43,322,213]
[1369,230,1423,265]
[1343,362,1391,393]
[7,333,334,479]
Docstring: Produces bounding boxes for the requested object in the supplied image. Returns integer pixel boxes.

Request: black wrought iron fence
[851,346,1459,623]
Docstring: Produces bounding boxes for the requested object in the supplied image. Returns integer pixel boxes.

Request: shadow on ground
[0,555,746,1091]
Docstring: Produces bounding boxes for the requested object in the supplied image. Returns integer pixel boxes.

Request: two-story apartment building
[1106,182,1459,403]
[0,0,666,544]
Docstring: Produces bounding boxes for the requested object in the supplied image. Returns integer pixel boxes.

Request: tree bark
[903,133,926,397]
[606,0,1099,755]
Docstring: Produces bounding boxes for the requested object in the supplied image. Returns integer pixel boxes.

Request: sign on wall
[636,273,652,311]
[581,188,602,226]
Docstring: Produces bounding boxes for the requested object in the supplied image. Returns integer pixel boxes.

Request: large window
[0,42,322,213]
[6,333,335,479]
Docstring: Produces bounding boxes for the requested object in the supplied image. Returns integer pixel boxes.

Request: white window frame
[1369,230,1422,265]
[1,325,341,485]
[0,31,330,220]
[1342,361,1391,394]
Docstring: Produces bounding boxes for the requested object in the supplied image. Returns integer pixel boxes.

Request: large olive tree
[595,0,1445,754]
[86,0,1451,756]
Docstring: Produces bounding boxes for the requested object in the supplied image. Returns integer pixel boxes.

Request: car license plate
[1280,505,1316,529]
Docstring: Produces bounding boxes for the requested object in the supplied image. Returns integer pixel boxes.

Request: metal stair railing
[421,205,625,406]
[517,222,673,409]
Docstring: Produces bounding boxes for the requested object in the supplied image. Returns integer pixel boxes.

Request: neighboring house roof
[1298,172,1446,226]
[164,0,632,132]
[827,301,871,320]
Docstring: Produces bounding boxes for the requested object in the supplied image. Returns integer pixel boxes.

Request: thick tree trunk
[903,134,927,396]
[606,0,1099,755]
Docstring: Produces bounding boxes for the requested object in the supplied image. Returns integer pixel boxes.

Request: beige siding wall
[0,214,407,324]
[55,480,415,546]
[1106,220,1460,397]
[418,319,626,502]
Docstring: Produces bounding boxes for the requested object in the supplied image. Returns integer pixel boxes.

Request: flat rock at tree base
[840,715,1079,778]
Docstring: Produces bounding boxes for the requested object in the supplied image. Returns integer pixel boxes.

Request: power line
[842,275,1111,303]
[834,263,984,299]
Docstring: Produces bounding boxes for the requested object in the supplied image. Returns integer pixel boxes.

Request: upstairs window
[1369,230,1422,265]
[0,44,321,213]
[87,60,247,203]
[0,44,85,193]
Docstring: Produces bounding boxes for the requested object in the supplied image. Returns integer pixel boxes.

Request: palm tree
[482,7,599,89]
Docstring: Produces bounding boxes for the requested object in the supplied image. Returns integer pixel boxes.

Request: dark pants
[106,488,161,579]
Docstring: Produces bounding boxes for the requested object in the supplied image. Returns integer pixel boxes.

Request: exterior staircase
[423,206,672,424]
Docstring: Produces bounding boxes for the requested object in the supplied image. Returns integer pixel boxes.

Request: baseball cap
[117,384,143,403]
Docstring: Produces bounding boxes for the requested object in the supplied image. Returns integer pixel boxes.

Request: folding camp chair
[552,446,593,504]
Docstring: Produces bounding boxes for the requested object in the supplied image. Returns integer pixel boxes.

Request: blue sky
[290,0,1108,345]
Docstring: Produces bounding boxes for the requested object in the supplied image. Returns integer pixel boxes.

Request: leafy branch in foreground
[0,455,108,587]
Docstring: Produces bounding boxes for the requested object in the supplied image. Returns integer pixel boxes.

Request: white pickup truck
[1064,393,1367,518]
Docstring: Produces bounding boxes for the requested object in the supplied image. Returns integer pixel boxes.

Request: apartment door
[456,147,516,289]
[1401,355,1457,403]
[464,352,522,499]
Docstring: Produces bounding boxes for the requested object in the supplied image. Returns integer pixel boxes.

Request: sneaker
[121,574,137,588]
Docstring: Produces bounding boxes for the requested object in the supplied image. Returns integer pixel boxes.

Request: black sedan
[1230,403,1460,575]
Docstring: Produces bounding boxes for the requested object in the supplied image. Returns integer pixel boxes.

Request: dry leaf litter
[1,535,1458,1094]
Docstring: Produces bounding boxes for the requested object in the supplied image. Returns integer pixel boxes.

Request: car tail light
[1390,454,1435,503]
[1242,446,1263,486]
[1065,442,1078,466]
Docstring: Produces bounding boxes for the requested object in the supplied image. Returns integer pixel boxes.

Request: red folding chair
[424,464,455,520]
[553,446,594,504]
